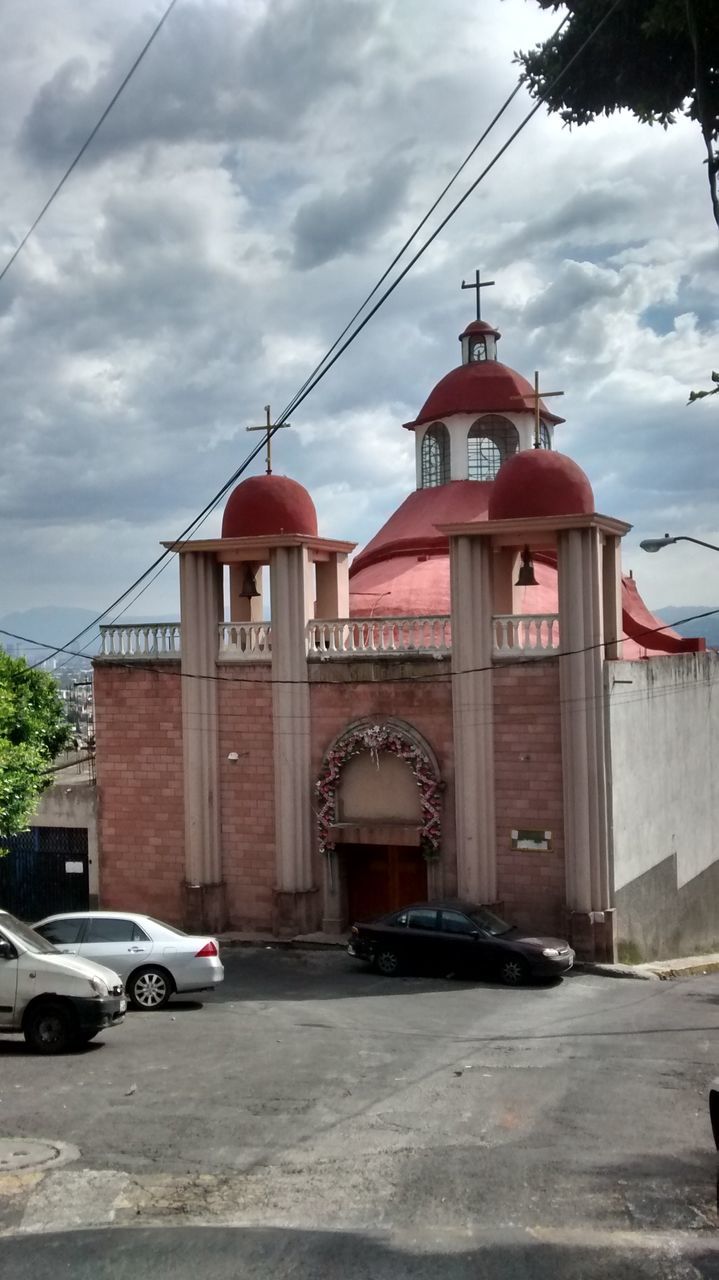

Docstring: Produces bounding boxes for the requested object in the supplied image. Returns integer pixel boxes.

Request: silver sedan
[33,911,224,1011]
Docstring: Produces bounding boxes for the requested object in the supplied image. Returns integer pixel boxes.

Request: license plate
[119,998,127,1013]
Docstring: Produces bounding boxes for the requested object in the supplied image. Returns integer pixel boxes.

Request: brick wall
[493,661,565,934]
[218,668,275,929]
[94,663,185,924]
[310,668,456,893]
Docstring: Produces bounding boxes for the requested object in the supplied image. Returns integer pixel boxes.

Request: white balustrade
[492,613,560,658]
[306,615,452,659]
[99,623,181,659]
[219,621,272,661]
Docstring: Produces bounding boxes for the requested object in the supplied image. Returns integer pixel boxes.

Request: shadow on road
[4,1224,719,1280]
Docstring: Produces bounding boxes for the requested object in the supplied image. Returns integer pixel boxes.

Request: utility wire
[0,0,179,287]
[27,0,623,668]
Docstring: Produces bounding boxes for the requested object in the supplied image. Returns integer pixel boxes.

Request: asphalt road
[1,948,718,1277]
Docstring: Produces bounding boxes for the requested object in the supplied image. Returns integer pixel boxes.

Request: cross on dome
[522,372,564,448]
[461,268,495,321]
[246,404,291,476]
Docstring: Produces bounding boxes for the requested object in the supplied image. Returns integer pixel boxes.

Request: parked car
[33,911,224,1011]
[348,899,575,984]
[0,909,125,1053]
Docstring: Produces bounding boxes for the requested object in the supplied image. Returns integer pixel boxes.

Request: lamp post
[640,534,719,554]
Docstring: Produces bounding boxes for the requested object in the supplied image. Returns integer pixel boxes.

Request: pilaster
[270,545,317,933]
[449,534,496,901]
[179,550,225,930]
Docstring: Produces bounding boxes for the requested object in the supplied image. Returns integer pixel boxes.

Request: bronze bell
[239,565,260,599]
[515,546,538,587]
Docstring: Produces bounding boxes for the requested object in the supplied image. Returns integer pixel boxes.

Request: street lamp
[640,534,719,553]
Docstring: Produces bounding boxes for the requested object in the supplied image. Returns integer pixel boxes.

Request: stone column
[557,527,614,960]
[602,535,623,661]
[315,553,349,619]
[449,535,497,903]
[179,550,225,931]
[270,545,317,934]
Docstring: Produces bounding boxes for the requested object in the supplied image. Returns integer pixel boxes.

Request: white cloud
[0,0,717,625]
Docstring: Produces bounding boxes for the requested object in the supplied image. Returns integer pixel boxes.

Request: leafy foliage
[0,649,74,845]
[516,0,719,228]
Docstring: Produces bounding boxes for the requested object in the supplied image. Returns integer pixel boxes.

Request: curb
[643,960,719,980]
[571,961,656,981]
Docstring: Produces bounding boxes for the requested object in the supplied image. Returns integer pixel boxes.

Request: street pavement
[1,947,718,1277]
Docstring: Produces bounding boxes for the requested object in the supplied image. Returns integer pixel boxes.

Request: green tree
[688,370,719,403]
[516,0,719,229]
[0,649,74,847]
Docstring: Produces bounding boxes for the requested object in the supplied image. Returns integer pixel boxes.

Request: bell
[238,565,260,599]
[515,546,538,587]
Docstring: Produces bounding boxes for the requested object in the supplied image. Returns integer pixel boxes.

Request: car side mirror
[0,939,15,960]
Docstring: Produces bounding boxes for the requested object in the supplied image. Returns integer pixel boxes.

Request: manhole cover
[0,1138,79,1172]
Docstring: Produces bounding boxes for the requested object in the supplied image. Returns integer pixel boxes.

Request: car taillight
[195,940,218,957]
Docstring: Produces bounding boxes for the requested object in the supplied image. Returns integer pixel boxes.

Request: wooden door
[345,844,427,923]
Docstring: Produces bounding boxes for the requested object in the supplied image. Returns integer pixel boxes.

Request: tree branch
[685,0,719,232]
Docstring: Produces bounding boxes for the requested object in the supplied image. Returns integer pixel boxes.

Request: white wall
[607,651,719,957]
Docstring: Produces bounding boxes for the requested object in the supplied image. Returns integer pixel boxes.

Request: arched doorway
[316,720,442,930]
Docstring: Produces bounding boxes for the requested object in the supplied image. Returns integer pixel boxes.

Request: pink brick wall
[94,664,185,924]
[493,662,565,934]
[218,668,275,929]
[310,674,457,893]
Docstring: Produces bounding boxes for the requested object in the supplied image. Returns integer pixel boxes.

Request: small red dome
[222,473,318,538]
[459,320,501,338]
[488,450,594,521]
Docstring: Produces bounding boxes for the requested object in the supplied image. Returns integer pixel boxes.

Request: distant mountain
[655,605,719,648]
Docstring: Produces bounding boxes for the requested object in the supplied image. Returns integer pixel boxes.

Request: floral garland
[316,723,442,862]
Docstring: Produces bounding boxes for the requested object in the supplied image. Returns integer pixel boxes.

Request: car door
[34,916,87,955]
[0,926,19,1027]
[404,908,441,972]
[437,909,489,974]
[78,917,154,981]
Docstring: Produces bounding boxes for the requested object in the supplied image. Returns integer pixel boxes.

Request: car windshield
[0,913,58,954]
[467,906,513,936]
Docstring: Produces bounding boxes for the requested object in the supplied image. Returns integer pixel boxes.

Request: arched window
[538,422,552,450]
[467,415,519,480]
[421,422,450,488]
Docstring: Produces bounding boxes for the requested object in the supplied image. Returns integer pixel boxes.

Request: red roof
[222,473,318,539]
[489,450,594,521]
[351,481,493,576]
[404,361,565,430]
[460,320,501,338]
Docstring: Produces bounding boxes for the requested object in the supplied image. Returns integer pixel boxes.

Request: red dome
[405,362,565,430]
[222,473,318,539]
[488,450,594,521]
[459,320,501,338]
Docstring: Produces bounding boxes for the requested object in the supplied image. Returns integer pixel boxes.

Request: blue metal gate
[0,826,89,922]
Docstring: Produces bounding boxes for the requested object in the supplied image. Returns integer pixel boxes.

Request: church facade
[93,298,716,963]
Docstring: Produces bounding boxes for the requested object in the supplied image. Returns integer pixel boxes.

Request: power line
[0,0,179,287]
[41,29,564,676]
[27,0,623,669]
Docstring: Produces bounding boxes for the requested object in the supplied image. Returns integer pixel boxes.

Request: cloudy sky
[1,0,717,636]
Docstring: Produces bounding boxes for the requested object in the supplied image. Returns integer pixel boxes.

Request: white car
[33,911,224,1011]
[0,909,126,1053]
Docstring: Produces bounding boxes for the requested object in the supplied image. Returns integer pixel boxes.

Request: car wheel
[499,956,528,987]
[375,947,401,977]
[128,966,173,1010]
[24,1001,77,1054]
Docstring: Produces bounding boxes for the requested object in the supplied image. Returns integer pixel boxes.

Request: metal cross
[461,269,495,321]
[524,371,564,448]
[246,405,290,475]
